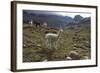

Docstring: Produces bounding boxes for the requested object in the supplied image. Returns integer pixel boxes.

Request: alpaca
[45,28,63,49]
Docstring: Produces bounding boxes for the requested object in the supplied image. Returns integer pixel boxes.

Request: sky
[24,10,91,18]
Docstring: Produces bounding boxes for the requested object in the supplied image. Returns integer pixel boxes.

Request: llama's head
[57,28,63,36]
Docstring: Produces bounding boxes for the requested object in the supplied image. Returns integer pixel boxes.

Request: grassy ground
[23,24,91,62]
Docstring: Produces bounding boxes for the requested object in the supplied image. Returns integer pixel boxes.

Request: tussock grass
[23,24,91,62]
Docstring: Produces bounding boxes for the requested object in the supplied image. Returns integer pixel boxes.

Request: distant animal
[33,21,41,27]
[29,20,33,26]
[42,22,47,28]
[45,28,63,49]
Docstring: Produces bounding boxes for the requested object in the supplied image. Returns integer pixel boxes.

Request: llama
[42,22,47,28]
[65,51,80,60]
[33,21,41,27]
[45,28,63,50]
[29,20,33,26]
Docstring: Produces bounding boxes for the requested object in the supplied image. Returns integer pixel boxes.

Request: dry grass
[23,24,91,62]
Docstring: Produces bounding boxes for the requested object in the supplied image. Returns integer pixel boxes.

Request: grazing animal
[33,21,41,27]
[29,20,33,26]
[42,22,47,28]
[45,28,63,49]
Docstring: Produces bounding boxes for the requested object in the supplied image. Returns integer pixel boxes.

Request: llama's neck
[57,29,63,37]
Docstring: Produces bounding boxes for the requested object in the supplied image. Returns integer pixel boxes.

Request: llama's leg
[55,41,58,49]
[49,38,52,49]
[52,41,55,49]
[45,38,47,47]
[46,38,51,49]
[52,38,55,49]
[46,38,49,48]
[55,38,59,49]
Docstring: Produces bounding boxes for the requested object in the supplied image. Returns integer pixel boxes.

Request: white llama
[42,22,47,28]
[45,28,63,49]
[29,20,33,26]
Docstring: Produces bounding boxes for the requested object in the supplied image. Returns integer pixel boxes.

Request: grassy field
[23,24,91,62]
